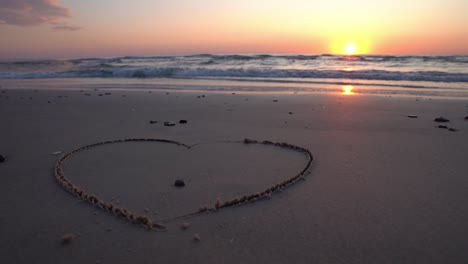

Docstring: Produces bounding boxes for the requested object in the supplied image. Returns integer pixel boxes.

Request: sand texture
[1,88,468,264]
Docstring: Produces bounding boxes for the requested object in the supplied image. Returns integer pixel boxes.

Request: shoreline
[2,77,468,99]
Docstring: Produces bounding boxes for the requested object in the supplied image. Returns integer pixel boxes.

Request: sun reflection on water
[342,85,355,95]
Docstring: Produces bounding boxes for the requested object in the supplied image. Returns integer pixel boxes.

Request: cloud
[52,24,81,31]
[0,0,71,26]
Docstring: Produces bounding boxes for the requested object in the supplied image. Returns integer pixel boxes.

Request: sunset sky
[1,0,467,59]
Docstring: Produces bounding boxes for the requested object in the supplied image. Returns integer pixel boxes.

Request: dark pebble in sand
[465,116,468,120]
[164,121,176,127]
[434,117,450,122]
[408,115,418,118]
[149,120,158,124]
[438,125,448,129]
[448,128,458,132]
[98,94,103,96]
[0,154,5,163]
[60,233,75,245]
[174,179,185,187]
[289,112,293,115]
[273,100,278,102]
[179,120,188,124]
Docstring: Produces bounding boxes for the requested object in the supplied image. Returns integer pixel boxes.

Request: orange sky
[0,0,467,59]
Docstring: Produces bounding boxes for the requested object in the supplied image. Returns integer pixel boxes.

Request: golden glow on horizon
[342,85,355,95]
[330,36,372,55]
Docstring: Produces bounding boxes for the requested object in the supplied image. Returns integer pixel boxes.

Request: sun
[344,43,357,55]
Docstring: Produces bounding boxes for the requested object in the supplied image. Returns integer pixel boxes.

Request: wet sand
[1,88,468,264]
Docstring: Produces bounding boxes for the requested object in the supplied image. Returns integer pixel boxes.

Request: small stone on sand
[180,222,191,230]
[465,116,468,120]
[61,233,75,245]
[408,115,418,118]
[448,128,458,132]
[193,233,201,242]
[149,120,158,124]
[174,179,185,187]
[438,125,448,129]
[434,117,450,122]
[179,120,188,124]
[0,154,5,163]
[273,100,278,102]
[164,121,176,127]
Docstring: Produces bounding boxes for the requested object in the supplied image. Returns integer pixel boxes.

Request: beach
[1,86,467,264]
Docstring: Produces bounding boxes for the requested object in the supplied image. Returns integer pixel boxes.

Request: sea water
[1,54,467,98]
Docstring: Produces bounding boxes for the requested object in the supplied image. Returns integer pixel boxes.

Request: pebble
[289,112,293,115]
[438,125,448,129]
[180,222,191,230]
[164,121,176,127]
[0,154,5,163]
[52,151,63,155]
[149,120,158,124]
[448,128,458,132]
[273,100,278,102]
[465,116,468,120]
[61,233,75,245]
[434,117,450,122]
[193,233,201,242]
[179,120,188,124]
[407,115,418,118]
[174,179,185,187]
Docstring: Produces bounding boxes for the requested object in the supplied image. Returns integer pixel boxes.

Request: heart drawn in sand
[54,138,313,231]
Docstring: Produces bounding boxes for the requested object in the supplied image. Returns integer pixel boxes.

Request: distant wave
[1,55,468,85]
[1,67,468,83]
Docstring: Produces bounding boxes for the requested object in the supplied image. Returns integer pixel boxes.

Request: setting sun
[345,43,357,55]
[330,36,372,55]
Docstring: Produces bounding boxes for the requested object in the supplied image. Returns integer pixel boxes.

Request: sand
[0,87,468,264]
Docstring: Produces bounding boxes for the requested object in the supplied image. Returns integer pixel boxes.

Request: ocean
[1,54,468,98]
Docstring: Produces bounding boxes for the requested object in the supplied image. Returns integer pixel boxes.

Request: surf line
[54,138,314,231]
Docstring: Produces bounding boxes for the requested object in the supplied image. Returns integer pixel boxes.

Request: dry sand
[0,88,468,264]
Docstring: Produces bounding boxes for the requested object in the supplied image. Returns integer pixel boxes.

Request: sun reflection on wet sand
[342,85,355,95]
